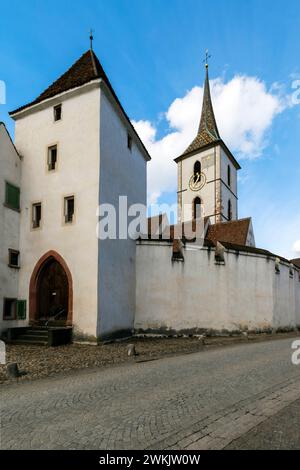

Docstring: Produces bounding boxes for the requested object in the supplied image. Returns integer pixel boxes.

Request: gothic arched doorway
[29,251,73,325]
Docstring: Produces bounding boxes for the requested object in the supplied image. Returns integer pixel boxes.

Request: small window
[194,160,202,183]
[64,196,74,224]
[8,249,20,268]
[5,182,20,211]
[227,165,231,187]
[3,298,17,320]
[127,133,132,151]
[32,203,42,229]
[193,196,202,219]
[54,104,62,121]
[47,145,57,171]
[228,200,232,221]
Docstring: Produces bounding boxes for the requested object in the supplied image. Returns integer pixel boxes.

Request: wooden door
[37,258,68,322]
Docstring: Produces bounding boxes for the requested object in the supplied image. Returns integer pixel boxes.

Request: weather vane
[203,49,211,68]
[90,28,94,50]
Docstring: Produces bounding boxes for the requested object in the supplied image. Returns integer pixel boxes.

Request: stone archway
[29,251,73,325]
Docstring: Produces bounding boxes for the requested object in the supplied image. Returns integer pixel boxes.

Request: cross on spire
[203,49,211,68]
[89,29,94,50]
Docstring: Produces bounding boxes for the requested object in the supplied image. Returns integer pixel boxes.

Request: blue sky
[0,0,299,258]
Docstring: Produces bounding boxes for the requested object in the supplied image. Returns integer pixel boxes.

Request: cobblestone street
[1,337,300,450]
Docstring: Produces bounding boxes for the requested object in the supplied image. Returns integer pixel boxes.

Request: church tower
[175,59,241,224]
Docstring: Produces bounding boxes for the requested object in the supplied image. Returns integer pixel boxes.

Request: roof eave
[174,139,241,170]
[9,78,101,119]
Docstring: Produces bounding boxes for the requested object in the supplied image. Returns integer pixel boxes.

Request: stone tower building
[175,64,241,224]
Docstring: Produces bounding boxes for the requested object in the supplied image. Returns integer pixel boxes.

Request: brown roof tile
[174,66,240,169]
[10,50,104,115]
[9,49,151,160]
[206,218,251,246]
[291,258,300,268]
[182,66,220,157]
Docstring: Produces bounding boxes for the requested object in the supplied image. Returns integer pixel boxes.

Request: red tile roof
[291,258,300,268]
[206,218,251,246]
[10,50,106,115]
[9,49,151,160]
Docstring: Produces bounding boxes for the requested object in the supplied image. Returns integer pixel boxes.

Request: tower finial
[203,49,211,69]
[89,28,94,50]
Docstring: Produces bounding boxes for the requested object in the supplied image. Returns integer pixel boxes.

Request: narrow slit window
[8,249,20,268]
[47,145,57,171]
[228,200,232,221]
[64,196,74,224]
[227,165,231,187]
[127,133,132,151]
[54,104,62,121]
[32,203,42,229]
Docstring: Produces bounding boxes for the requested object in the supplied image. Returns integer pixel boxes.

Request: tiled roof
[175,66,241,169]
[181,67,220,157]
[10,50,106,115]
[206,218,251,246]
[9,49,151,160]
[178,66,221,159]
[291,258,300,268]
[145,215,210,241]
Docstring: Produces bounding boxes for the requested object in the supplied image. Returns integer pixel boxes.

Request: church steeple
[197,64,220,142]
[179,62,220,158]
[175,55,241,225]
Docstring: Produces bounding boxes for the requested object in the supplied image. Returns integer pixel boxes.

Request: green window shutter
[17,300,26,320]
[5,182,20,210]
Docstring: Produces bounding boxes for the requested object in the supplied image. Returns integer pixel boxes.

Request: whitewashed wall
[98,85,147,339]
[0,124,22,333]
[135,241,300,334]
[13,84,101,340]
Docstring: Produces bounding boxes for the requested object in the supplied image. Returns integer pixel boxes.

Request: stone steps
[12,328,49,345]
[7,326,73,346]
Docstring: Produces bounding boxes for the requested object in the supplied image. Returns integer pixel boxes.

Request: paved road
[1,337,300,450]
[225,398,300,450]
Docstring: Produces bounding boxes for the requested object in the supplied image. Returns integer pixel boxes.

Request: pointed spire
[198,64,220,141]
[178,57,220,158]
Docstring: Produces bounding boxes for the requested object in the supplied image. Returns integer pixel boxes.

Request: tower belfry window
[193,160,201,183]
[193,197,202,219]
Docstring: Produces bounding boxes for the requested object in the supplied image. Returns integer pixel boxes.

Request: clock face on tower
[189,171,206,191]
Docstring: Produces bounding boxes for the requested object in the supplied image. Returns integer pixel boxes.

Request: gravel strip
[0,332,297,385]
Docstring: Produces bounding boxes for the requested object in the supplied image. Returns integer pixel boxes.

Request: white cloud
[292,240,300,256]
[133,75,289,203]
